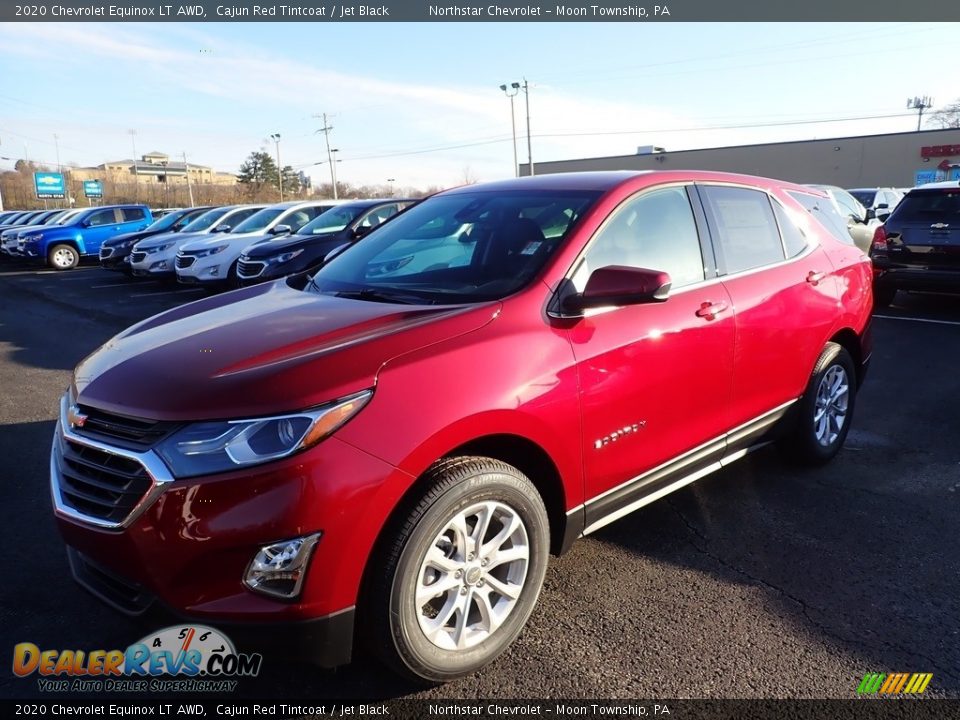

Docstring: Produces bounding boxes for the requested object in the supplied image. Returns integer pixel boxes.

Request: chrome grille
[73,404,179,447]
[237,259,266,278]
[129,251,147,264]
[56,438,153,524]
[175,254,196,269]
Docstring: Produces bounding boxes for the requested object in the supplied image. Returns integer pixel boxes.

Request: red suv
[52,171,872,682]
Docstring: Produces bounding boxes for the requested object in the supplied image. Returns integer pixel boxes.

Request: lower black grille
[237,259,266,277]
[67,547,155,615]
[175,254,196,269]
[99,247,114,259]
[129,251,147,263]
[57,439,152,524]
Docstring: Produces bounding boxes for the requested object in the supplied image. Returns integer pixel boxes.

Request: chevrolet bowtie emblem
[67,404,88,429]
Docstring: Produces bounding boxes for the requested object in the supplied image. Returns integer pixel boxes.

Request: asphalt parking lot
[1,258,959,700]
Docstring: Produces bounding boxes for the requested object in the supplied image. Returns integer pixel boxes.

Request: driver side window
[572,186,705,292]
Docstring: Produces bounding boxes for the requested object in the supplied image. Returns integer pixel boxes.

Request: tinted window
[311,190,599,304]
[222,207,261,229]
[181,207,232,233]
[572,186,704,291]
[86,209,117,227]
[771,201,808,258]
[232,207,286,233]
[890,190,960,222]
[122,208,146,222]
[301,205,365,235]
[788,191,854,246]
[702,186,785,274]
[280,206,328,232]
[832,189,864,220]
[849,190,876,207]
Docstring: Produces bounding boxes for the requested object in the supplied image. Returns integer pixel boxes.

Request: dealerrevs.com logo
[13,625,262,693]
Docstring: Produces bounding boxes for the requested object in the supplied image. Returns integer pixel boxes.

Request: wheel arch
[828,327,864,388]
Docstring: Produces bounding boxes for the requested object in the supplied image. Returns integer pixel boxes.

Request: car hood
[4,223,49,237]
[73,280,498,421]
[136,230,210,250]
[181,231,274,252]
[244,232,339,258]
[105,228,166,247]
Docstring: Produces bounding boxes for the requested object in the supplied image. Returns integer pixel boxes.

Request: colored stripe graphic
[858,672,932,694]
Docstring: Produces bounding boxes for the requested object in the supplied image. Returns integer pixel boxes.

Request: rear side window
[700,186,785,274]
[86,209,117,227]
[771,201,808,258]
[122,208,146,222]
[891,190,960,222]
[788,191,854,246]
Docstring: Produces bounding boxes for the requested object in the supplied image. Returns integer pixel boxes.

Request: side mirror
[565,266,672,313]
[864,209,876,222]
[352,224,374,239]
[270,224,292,235]
[213,224,231,233]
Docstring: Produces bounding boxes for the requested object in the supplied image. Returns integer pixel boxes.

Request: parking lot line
[91,281,159,288]
[130,288,206,297]
[874,314,960,327]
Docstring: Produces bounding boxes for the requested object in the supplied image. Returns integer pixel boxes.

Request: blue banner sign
[34,172,66,199]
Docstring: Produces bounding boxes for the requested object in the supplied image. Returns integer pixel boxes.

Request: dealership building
[523,128,960,188]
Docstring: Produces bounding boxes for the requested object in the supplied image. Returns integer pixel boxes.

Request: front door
[565,185,736,530]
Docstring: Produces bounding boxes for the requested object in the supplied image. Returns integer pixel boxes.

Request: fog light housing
[150,260,168,270]
[244,533,321,599]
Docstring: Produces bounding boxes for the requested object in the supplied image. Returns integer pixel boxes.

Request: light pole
[270,133,283,201]
[522,78,534,176]
[331,149,340,197]
[53,133,65,207]
[128,129,139,202]
[386,177,395,195]
[499,83,520,177]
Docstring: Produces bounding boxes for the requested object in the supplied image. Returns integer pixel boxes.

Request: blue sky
[0,21,955,190]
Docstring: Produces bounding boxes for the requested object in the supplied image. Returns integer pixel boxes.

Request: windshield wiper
[332,288,432,305]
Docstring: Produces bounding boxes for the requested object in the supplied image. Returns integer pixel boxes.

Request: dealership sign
[921,145,960,158]
[34,172,66,199]
[83,180,103,198]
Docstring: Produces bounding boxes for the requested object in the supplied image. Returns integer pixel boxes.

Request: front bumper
[66,547,355,668]
[176,255,230,284]
[50,397,408,667]
[130,250,177,277]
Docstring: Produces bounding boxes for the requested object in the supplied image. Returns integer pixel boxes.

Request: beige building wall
[524,128,960,188]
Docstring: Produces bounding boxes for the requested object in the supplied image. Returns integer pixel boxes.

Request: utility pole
[500,83,521,177]
[128,129,139,202]
[53,133,64,208]
[907,96,933,132]
[522,78,534,176]
[270,133,283,201]
[313,113,338,199]
[182,152,195,207]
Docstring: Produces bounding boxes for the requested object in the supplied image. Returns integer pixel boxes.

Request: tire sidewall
[48,244,79,270]
[797,344,856,464]
[388,471,549,682]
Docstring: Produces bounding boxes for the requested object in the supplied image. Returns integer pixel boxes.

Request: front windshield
[181,207,231,233]
[299,205,364,234]
[53,209,84,225]
[144,209,189,232]
[849,190,876,208]
[309,190,599,304]
[231,206,286,234]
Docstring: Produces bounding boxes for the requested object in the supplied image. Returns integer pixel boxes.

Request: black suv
[870,182,960,307]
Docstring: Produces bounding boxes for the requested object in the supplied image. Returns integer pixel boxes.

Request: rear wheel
[779,342,856,466]
[365,457,550,683]
[48,244,79,271]
[873,285,896,308]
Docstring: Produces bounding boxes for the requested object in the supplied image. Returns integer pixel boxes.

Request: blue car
[19,204,153,270]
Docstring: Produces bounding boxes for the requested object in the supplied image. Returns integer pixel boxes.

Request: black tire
[47,243,79,271]
[364,457,550,683]
[778,342,856,466]
[873,285,896,308]
[227,260,241,289]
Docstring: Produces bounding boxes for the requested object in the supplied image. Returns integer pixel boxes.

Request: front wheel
[48,244,79,271]
[365,457,550,683]
[779,342,856,465]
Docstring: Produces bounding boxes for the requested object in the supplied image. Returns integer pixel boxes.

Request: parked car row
[1,198,419,288]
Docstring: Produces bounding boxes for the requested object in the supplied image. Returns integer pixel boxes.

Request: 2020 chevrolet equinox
[51,171,872,682]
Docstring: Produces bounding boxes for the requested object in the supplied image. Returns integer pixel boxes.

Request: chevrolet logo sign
[67,405,88,429]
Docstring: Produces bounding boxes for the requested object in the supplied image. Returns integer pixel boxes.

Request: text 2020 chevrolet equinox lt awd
[51,171,872,682]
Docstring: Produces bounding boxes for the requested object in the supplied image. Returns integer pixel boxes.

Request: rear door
[697,184,839,446]
[885,188,960,270]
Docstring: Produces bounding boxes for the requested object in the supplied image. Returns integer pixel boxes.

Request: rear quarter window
[787,191,854,246]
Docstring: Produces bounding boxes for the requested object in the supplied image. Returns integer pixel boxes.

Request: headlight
[194,244,228,258]
[147,242,174,254]
[23,234,42,243]
[269,249,304,264]
[155,389,372,478]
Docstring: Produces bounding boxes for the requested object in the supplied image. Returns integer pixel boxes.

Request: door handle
[806,270,826,285]
[695,301,729,320]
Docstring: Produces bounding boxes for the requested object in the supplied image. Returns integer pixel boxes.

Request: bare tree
[929,100,960,129]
